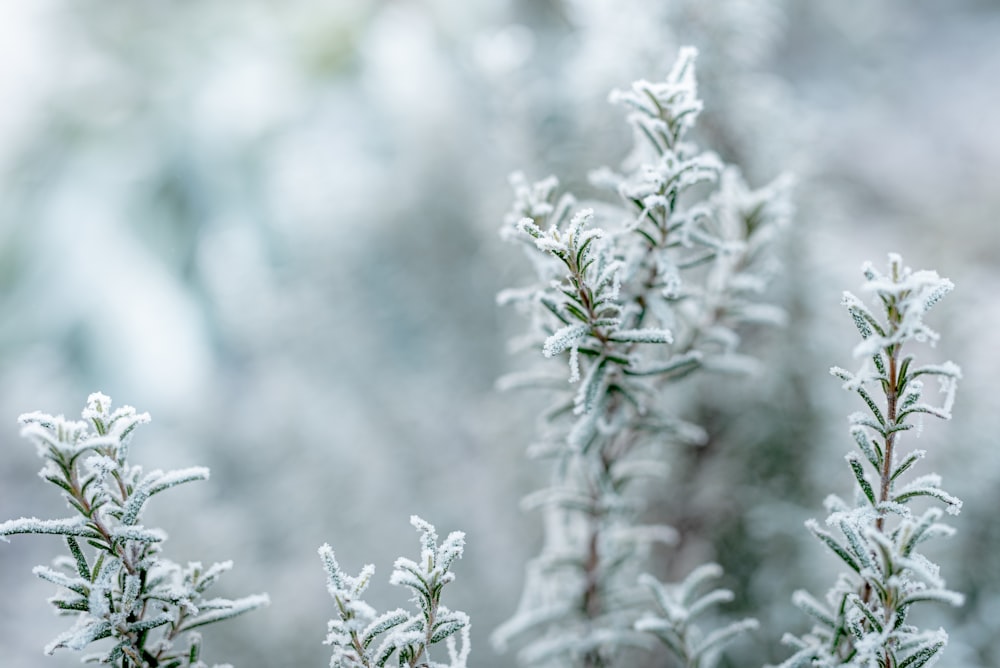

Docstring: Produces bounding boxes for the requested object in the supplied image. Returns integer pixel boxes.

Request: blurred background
[1,1,998,666]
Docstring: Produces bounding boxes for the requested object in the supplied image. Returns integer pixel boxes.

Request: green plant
[491,47,790,667]
[776,254,963,667]
[0,393,268,667]
[319,515,470,668]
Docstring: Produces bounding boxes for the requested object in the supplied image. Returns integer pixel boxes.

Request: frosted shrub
[776,254,963,667]
[318,516,470,668]
[0,393,268,667]
[491,47,790,667]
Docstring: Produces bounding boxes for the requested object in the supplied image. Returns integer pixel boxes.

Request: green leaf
[188,634,201,663]
[806,520,860,573]
[891,450,924,483]
[893,487,961,511]
[576,236,596,270]
[392,562,432,599]
[41,473,76,497]
[52,597,90,612]
[91,552,106,580]
[624,351,702,378]
[637,620,686,660]
[145,468,210,497]
[851,427,881,469]
[362,610,410,649]
[563,302,588,323]
[873,352,886,376]
[635,227,658,248]
[792,590,835,629]
[897,355,913,384]
[0,516,101,540]
[898,640,945,668]
[374,642,396,668]
[539,296,570,324]
[177,594,269,632]
[125,613,173,634]
[855,387,885,426]
[901,588,964,607]
[848,455,876,506]
[66,536,91,581]
[845,593,882,633]
[430,616,467,644]
[902,508,943,556]
[690,618,758,662]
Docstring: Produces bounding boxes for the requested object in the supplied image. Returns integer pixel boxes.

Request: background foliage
[1,1,998,667]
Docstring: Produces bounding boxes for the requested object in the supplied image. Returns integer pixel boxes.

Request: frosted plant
[492,47,791,667]
[777,254,963,667]
[635,565,759,667]
[0,393,268,667]
[319,515,470,668]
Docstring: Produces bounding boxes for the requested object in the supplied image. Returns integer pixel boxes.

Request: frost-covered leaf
[0,516,101,541]
[361,609,410,649]
[542,324,589,358]
[606,328,673,345]
[178,594,270,632]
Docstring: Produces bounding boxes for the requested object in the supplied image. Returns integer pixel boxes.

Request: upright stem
[876,347,900,534]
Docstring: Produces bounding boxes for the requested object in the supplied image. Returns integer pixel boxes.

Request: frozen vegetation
[1,393,268,667]
[777,256,962,667]
[1,45,971,668]
[2,2,997,668]
[491,46,788,667]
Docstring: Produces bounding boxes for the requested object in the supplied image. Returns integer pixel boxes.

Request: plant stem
[877,348,900,533]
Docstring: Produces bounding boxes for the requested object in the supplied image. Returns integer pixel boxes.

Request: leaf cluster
[635,565,759,668]
[0,393,268,667]
[320,515,470,668]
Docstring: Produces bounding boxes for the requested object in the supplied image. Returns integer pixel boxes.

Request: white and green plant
[319,516,470,668]
[0,392,269,667]
[776,254,963,667]
[634,564,760,667]
[490,47,790,667]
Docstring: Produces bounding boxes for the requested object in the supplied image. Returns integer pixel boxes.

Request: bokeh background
[1,1,998,666]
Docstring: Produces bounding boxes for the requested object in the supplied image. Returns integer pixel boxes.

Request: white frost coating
[84,454,117,477]
[111,525,168,543]
[147,466,211,495]
[0,516,95,541]
[542,323,589,358]
[567,346,581,383]
[32,564,83,590]
[609,46,702,141]
[506,171,559,228]
[81,391,112,421]
[852,255,955,359]
[607,328,673,344]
